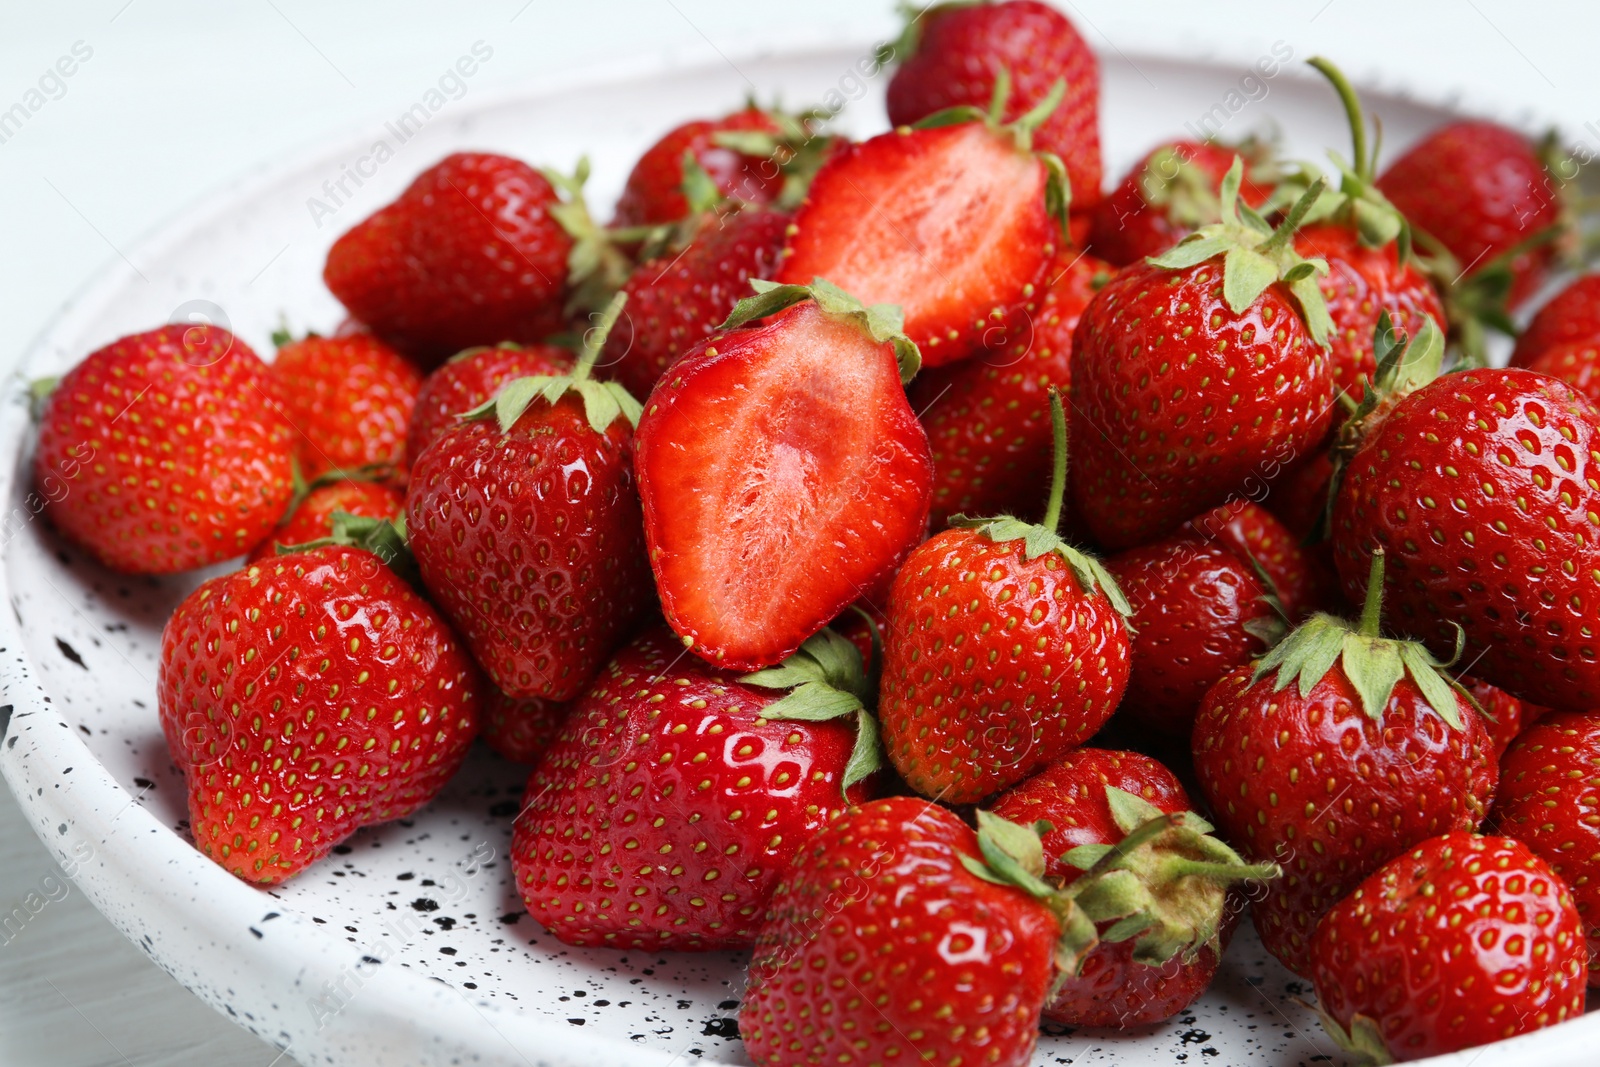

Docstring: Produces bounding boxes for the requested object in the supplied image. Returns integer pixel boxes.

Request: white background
[0,2,1594,1065]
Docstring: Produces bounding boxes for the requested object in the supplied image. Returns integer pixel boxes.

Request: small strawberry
[247,479,404,563]
[776,90,1067,367]
[611,107,796,228]
[1264,450,1336,542]
[407,294,652,701]
[1512,273,1600,367]
[1191,551,1496,975]
[1495,712,1600,987]
[885,0,1101,209]
[1520,340,1600,406]
[158,545,483,883]
[511,625,881,949]
[912,251,1110,528]
[405,341,571,467]
[481,688,568,765]
[1461,674,1548,758]
[267,332,421,481]
[1309,832,1587,1061]
[1069,162,1336,549]
[34,324,295,574]
[323,152,573,363]
[634,279,932,671]
[1189,499,1331,621]
[880,390,1132,802]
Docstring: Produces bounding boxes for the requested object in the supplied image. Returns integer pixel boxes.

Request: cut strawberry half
[635,280,932,670]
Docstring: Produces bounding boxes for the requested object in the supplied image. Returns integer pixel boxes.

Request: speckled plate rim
[2,26,1598,1067]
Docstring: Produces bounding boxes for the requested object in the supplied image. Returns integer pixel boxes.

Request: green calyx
[708,106,836,212]
[721,277,922,382]
[27,376,59,420]
[1148,157,1335,347]
[275,509,418,587]
[1311,1007,1395,1067]
[541,157,638,315]
[741,627,883,796]
[949,388,1132,617]
[460,292,641,436]
[1252,549,1471,728]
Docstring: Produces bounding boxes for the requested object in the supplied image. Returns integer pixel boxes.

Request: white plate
[1,39,1594,1067]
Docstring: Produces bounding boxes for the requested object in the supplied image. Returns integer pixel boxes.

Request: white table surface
[0,2,1594,1065]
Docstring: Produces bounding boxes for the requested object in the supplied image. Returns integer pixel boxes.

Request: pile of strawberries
[27,2,1600,1063]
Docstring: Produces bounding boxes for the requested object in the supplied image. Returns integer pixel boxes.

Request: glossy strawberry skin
[267,334,421,480]
[612,108,786,228]
[1493,713,1600,986]
[741,796,1059,1067]
[634,302,931,671]
[481,689,568,764]
[604,208,788,400]
[776,122,1057,368]
[913,253,1109,528]
[510,627,866,950]
[1523,341,1600,406]
[1087,141,1273,267]
[157,546,483,884]
[1191,499,1329,621]
[886,0,1101,210]
[1310,832,1587,1060]
[405,342,571,467]
[324,153,571,364]
[1512,274,1600,367]
[406,396,652,702]
[1069,260,1334,550]
[35,325,294,575]
[247,481,404,563]
[1331,369,1600,711]
[1377,121,1559,308]
[880,529,1131,803]
[1461,674,1548,758]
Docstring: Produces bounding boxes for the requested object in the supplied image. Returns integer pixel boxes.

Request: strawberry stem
[1258,176,1328,256]
[1308,57,1371,182]
[572,291,628,384]
[1042,387,1068,534]
[1358,548,1387,638]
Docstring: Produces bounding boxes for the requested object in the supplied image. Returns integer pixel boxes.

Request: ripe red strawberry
[267,333,421,481]
[1190,499,1330,621]
[1377,120,1561,310]
[1512,273,1600,367]
[247,480,404,563]
[34,324,294,574]
[158,545,483,883]
[1265,451,1336,542]
[775,104,1065,367]
[481,688,568,765]
[1494,713,1600,987]
[1331,367,1600,710]
[1192,552,1496,975]
[1069,164,1336,549]
[603,207,788,400]
[511,625,880,948]
[1309,832,1587,1061]
[1461,674,1549,757]
[611,108,790,228]
[324,152,573,364]
[407,295,652,701]
[1520,340,1600,405]
[880,391,1132,802]
[1087,140,1275,266]
[635,280,932,671]
[405,341,571,466]
[885,0,1101,209]
[912,251,1110,528]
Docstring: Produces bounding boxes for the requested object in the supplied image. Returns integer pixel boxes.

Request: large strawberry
[884,0,1101,209]
[34,324,294,574]
[323,152,573,363]
[1330,366,1600,710]
[879,390,1132,802]
[1069,162,1336,549]
[511,625,881,949]
[407,294,652,701]
[1191,551,1496,975]
[158,545,483,883]
[404,341,571,467]
[1309,832,1587,1062]
[634,279,931,671]
[1494,712,1600,986]
[247,479,404,563]
[776,90,1067,367]
[1512,273,1600,367]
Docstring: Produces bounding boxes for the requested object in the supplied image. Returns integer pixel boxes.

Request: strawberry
[323,152,573,364]
[1068,162,1336,549]
[879,390,1132,802]
[1461,674,1548,758]
[1519,340,1600,406]
[407,295,652,701]
[634,280,932,671]
[246,479,404,563]
[481,688,568,765]
[885,0,1101,210]
[1512,273,1600,367]
[1192,551,1496,975]
[511,625,881,949]
[267,332,421,481]
[34,324,294,574]
[775,96,1067,368]
[1265,450,1336,541]
[405,341,571,467]
[603,206,788,400]
[1494,712,1600,987]
[157,545,483,883]
[1190,499,1330,621]
[912,251,1110,528]
[1309,832,1587,1061]
[1330,366,1600,710]
[611,107,794,228]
